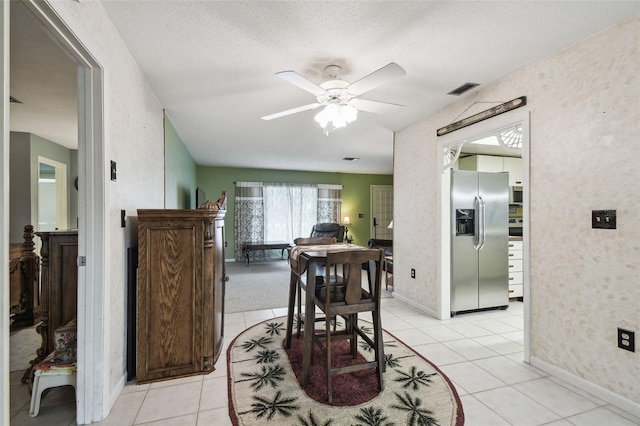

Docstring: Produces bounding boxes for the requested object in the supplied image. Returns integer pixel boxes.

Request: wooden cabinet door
[137,220,203,383]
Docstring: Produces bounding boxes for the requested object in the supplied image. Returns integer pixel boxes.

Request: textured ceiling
[10,1,640,174]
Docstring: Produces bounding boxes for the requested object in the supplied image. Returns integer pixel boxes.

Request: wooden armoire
[34,230,78,357]
[136,192,227,383]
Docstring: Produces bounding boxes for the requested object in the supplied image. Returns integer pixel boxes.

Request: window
[234,182,342,261]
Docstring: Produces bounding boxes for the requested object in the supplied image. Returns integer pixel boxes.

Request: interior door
[370,185,393,240]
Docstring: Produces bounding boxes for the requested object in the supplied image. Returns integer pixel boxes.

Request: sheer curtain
[234,181,342,262]
[263,183,317,243]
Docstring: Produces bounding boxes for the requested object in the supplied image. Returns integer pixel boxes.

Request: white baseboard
[391,292,439,319]
[529,356,640,420]
[104,372,127,421]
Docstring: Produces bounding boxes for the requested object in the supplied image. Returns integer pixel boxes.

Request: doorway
[2,0,106,423]
[37,158,68,232]
[438,111,531,362]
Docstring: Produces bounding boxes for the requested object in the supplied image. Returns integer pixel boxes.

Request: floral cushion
[53,318,77,363]
[33,350,76,375]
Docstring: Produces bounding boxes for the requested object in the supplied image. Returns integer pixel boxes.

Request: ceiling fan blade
[349,98,404,114]
[261,103,321,120]
[346,62,407,96]
[275,71,327,96]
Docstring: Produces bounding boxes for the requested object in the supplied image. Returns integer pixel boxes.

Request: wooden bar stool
[309,248,384,403]
[285,237,336,349]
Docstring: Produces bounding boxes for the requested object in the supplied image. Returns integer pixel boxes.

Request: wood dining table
[285,243,373,386]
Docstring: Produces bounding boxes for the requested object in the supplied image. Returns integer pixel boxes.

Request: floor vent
[447,82,480,96]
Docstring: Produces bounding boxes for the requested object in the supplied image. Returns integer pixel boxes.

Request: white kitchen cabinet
[503,157,524,186]
[458,155,523,187]
[458,155,504,173]
[508,240,523,299]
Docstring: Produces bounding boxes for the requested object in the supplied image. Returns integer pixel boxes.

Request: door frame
[1,1,106,423]
[437,109,531,362]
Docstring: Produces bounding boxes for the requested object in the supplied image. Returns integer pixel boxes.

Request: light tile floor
[9,299,640,425]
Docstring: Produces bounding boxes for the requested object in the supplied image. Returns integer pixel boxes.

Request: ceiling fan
[261,62,407,131]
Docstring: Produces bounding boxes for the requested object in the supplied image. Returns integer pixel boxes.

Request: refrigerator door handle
[477,195,486,250]
[473,196,481,250]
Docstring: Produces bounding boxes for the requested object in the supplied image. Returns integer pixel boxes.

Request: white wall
[394,15,639,410]
[43,1,165,420]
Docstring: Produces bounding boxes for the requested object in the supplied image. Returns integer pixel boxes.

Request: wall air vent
[10,96,23,104]
[343,157,360,162]
[447,82,480,96]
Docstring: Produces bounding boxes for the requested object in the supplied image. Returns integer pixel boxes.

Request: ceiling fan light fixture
[314,103,358,131]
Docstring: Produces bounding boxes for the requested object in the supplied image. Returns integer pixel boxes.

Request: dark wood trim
[437,96,527,137]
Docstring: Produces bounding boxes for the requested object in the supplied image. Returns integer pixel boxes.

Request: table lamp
[343,216,352,243]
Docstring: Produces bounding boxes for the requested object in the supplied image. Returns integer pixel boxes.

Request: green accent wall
[164,113,197,208]
[196,166,392,259]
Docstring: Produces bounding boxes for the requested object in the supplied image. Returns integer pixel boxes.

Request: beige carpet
[228,316,464,425]
[225,260,293,313]
[224,260,393,314]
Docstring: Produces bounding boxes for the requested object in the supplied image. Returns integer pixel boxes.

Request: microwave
[509,186,523,204]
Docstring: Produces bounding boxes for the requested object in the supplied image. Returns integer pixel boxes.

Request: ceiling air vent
[447,82,480,96]
[10,96,23,104]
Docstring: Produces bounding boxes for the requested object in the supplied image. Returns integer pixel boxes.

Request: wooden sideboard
[136,193,227,383]
[23,229,78,383]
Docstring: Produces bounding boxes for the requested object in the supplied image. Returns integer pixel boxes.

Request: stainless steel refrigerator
[450,170,509,315]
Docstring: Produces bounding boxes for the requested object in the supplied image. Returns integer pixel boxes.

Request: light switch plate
[592,210,616,229]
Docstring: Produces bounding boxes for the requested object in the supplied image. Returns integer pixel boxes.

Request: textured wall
[48,1,165,416]
[395,15,639,404]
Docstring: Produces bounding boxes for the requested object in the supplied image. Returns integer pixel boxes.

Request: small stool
[29,354,76,417]
[29,318,78,417]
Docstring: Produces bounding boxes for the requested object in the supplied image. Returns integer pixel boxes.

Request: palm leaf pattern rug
[228,316,464,425]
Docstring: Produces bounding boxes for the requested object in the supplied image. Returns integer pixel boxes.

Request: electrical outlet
[411,268,416,279]
[618,328,635,352]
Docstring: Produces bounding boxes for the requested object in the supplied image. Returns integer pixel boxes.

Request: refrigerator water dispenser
[456,209,475,236]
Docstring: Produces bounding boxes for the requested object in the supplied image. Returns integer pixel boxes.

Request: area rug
[228,316,464,425]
